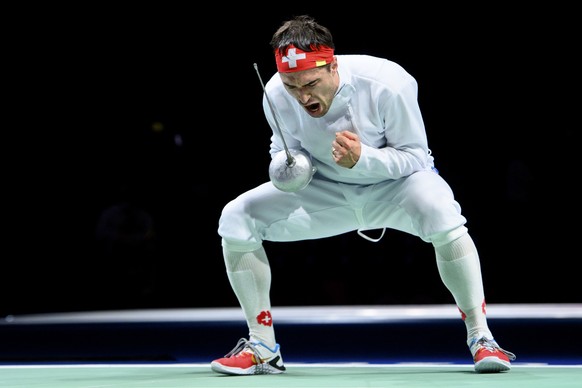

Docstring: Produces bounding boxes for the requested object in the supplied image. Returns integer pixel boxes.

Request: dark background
[4,5,578,316]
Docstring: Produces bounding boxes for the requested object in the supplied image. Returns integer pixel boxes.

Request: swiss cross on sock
[256,310,273,326]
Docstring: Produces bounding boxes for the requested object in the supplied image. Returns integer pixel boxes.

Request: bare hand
[331,131,360,168]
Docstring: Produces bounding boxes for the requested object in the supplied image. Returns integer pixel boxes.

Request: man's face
[278,58,339,118]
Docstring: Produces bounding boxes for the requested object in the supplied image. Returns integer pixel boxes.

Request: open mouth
[305,103,320,113]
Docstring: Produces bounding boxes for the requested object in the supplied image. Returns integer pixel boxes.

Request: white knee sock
[434,232,491,341]
[223,246,277,348]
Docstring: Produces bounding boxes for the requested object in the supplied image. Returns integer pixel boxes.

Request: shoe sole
[210,361,254,375]
[474,357,511,373]
[210,361,286,375]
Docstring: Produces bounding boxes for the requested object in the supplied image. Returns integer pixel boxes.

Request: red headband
[275,44,335,73]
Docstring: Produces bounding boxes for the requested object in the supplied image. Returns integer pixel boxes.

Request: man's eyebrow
[283,79,318,88]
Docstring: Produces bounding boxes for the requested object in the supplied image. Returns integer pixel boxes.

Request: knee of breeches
[428,225,468,248]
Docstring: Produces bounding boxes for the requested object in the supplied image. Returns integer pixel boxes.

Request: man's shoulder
[338,54,414,87]
[337,54,403,71]
[337,54,391,65]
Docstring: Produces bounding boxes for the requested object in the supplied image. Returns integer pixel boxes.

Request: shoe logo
[269,356,286,371]
[256,310,273,327]
[482,299,487,315]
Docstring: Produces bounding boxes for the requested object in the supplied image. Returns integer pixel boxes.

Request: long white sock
[223,246,277,348]
[434,233,491,341]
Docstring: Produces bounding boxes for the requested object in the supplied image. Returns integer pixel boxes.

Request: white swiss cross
[282,48,306,69]
[261,314,272,325]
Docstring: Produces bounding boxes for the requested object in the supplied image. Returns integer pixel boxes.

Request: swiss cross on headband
[275,44,335,73]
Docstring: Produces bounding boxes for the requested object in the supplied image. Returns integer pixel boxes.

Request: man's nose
[298,91,310,104]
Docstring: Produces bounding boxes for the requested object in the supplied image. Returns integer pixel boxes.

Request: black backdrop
[4,5,578,316]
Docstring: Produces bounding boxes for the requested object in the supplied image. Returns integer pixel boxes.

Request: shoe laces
[472,337,516,361]
[224,338,263,361]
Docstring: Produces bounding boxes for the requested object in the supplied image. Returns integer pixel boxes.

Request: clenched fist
[331,130,360,168]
